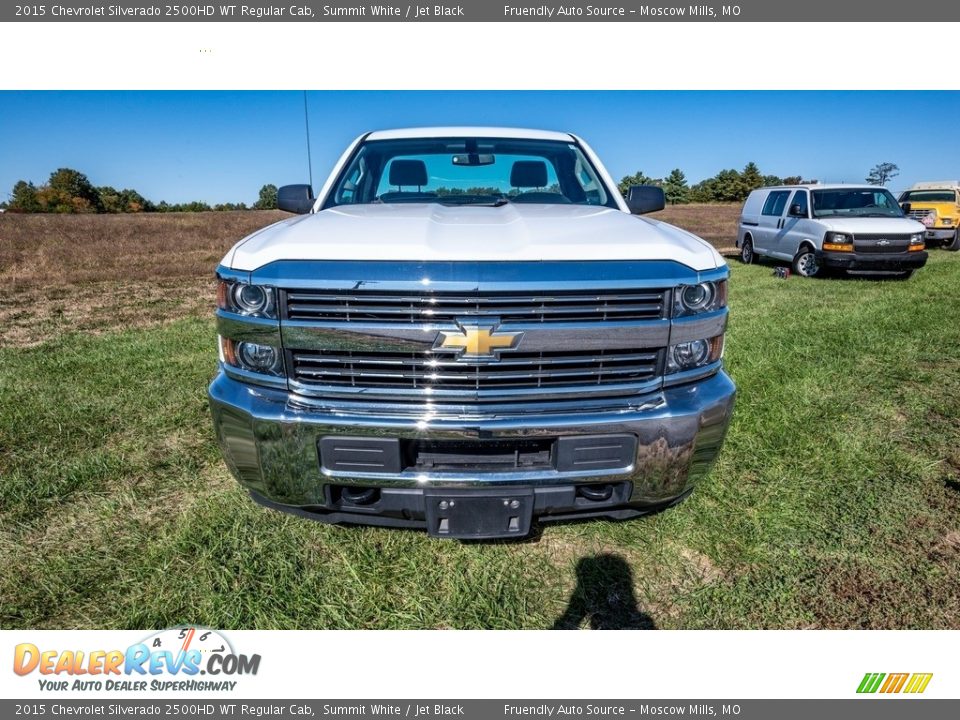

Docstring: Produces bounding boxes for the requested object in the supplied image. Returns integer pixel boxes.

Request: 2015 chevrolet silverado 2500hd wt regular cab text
[208,127,735,539]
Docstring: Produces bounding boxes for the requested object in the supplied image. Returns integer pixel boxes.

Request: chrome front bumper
[208,369,735,532]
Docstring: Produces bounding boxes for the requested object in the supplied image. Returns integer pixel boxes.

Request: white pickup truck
[208,127,735,539]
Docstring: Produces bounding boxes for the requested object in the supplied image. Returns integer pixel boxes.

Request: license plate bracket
[424,489,534,539]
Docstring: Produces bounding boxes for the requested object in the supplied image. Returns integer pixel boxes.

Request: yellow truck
[898,181,960,251]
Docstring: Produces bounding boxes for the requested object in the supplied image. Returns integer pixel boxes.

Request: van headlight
[673,280,727,317]
[217,280,277,319]
[666,335,725,373]
[822,232,854,252]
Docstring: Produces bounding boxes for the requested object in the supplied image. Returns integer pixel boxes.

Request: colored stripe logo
[857,672,933,694]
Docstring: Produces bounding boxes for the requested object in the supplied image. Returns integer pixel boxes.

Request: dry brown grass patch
[0,210,284,289]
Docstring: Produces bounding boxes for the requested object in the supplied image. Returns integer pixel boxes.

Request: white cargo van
[737,184,927,278]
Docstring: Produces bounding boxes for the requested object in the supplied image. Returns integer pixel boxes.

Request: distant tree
[254,183,278,209]
[9,180,41,212]
[711,169,749,202]
[866,162,899,186]
[781,175,803,186]
[43,168,101,212]
[618,171,660,196]
[741,162,764,193]
[214,202,249,211]
[688,179,715,203]
[662,169,689,205]
[120,188,153,212]
[96,186,123,213]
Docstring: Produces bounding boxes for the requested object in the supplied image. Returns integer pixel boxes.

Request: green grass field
[1,253,959,629]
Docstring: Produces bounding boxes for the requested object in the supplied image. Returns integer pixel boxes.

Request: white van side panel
[737,189,769,250]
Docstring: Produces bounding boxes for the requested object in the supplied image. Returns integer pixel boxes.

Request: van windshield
[811,188,904,218]
[325,137,617,208]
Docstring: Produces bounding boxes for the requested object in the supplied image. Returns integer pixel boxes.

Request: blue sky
[1,91,957,205]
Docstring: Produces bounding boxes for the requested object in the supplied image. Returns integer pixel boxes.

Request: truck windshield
[899,190,957,203]
[325,137,617,208]
[811,188,904,218]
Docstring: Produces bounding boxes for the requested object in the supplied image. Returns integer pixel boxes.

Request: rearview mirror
[277,184,315,214]
[789,203,805,217]
[452,153,495,166]
[900,202,912,213]
[625,185,665,215]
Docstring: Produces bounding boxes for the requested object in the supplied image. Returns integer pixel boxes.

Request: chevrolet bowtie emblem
[435,320,522,361]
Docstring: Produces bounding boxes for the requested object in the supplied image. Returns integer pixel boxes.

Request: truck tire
[947,229,960,251]
[792,246,819,277]
[740,237,754,264]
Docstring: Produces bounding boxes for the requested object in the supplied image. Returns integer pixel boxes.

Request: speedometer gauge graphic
[141,626,234,659]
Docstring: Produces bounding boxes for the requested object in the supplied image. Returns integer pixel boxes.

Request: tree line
[618,163,817,205]
[2,168,279,213]
[2,162,901,213]
[617,161,899,204]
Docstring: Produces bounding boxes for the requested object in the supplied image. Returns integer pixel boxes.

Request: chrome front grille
[282,289,668,323]
[907,209,934,221]
[289,348,662,395]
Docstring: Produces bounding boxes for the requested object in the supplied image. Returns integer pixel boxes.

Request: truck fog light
[220,337,284,376]
[670,340,708,370]
[666,335,724,374]
[237,342,279,371]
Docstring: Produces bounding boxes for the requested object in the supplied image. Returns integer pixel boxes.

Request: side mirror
[789,203,805,217]
[277,184,315,214]
[625,185,665,215]
[900,202,911,213]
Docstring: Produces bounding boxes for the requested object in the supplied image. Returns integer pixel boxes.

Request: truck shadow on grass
[552,553,657,630]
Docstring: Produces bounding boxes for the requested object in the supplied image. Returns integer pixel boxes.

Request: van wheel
[793,247,819,277]
[740,237,754,264]
[946,230,960,251]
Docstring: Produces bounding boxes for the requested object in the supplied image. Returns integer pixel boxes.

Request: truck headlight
[666,335,724,373]
[217,280,277,319]
[942,217,954,226]
[219,337,285,377]
[908,233,925,252]
[673,280,727,317]
[822,232,853,252]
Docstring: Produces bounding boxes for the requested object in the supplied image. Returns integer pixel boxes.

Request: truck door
[754,190,791,254]
[773,189,810,257]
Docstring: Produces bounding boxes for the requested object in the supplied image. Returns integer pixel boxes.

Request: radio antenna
[303,90,314,189]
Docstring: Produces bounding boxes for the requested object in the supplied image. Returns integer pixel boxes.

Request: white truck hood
[817,216,926,234]
[225,204,724,272]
